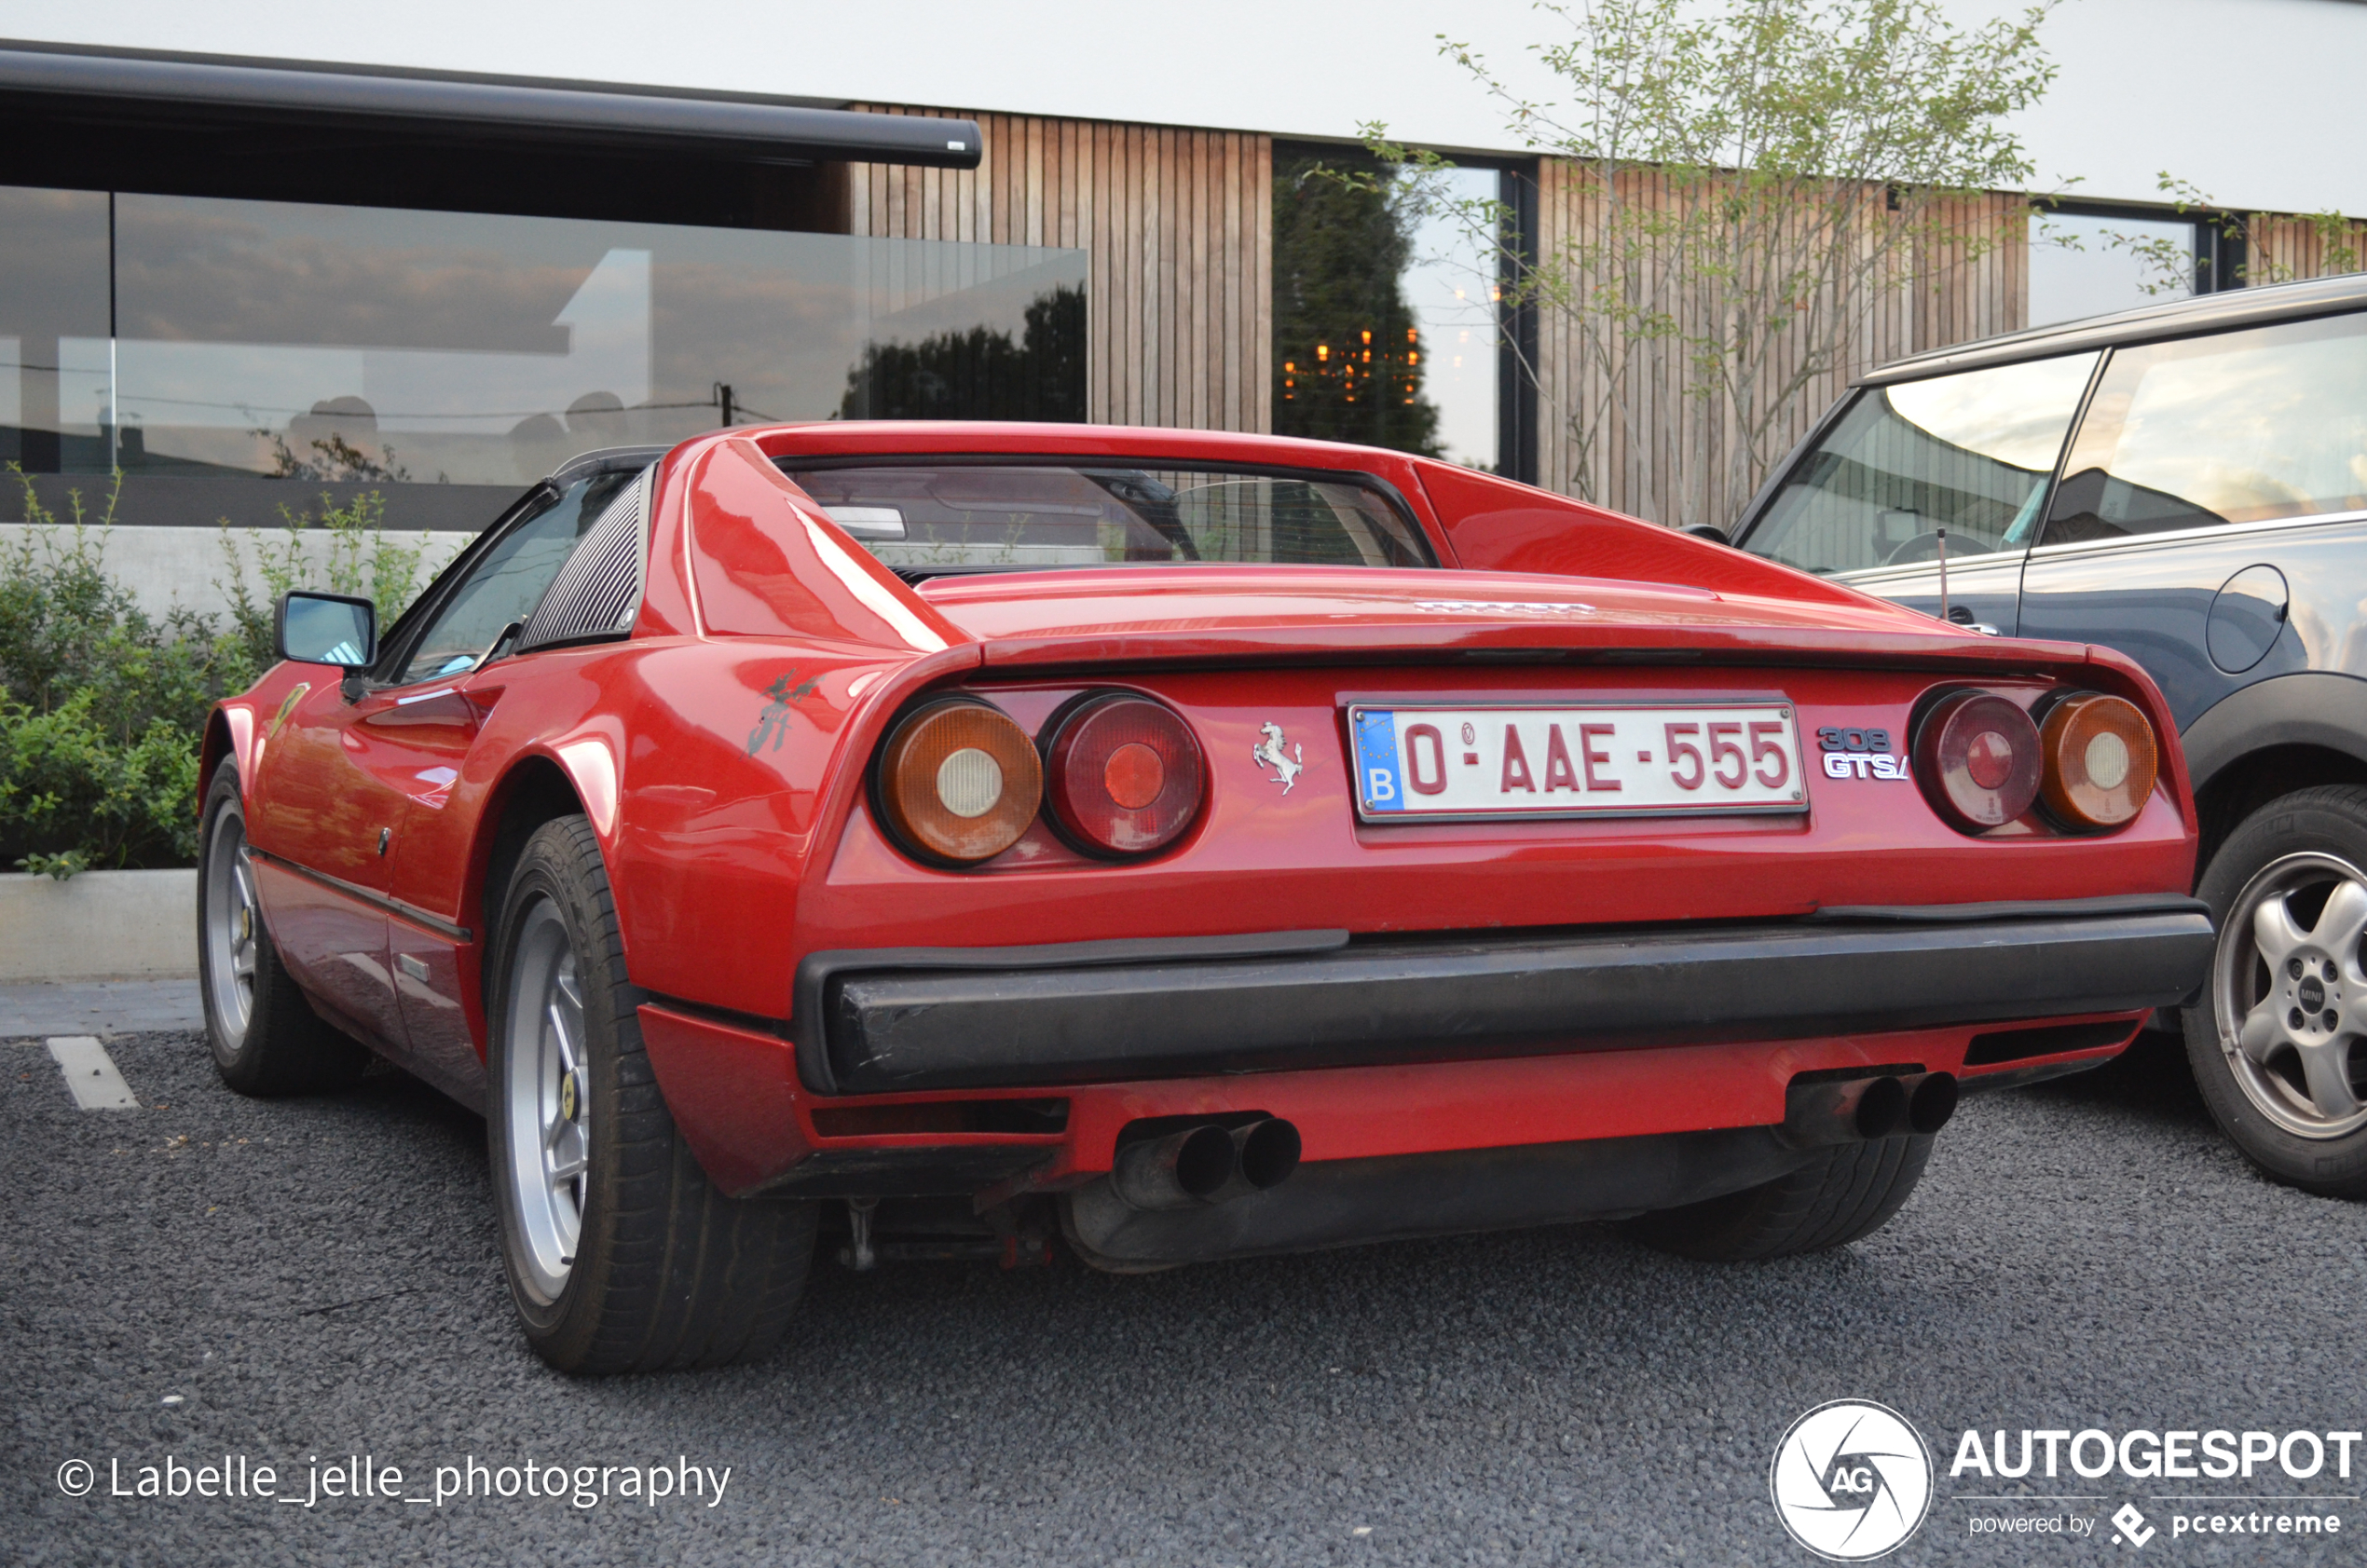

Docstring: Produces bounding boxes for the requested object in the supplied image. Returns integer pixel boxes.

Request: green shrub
[0,467,443,875]
[215,488,438,674]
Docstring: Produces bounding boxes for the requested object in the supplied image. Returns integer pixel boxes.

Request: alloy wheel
[2213,851,2367,1139]
[202,809,261,1047]
[502,898,593,1302]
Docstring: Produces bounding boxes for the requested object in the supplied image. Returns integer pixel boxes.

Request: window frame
[773,452,1441,575]
[2032,309,2367,555]
[366,445,664,690]
[1730,349,2105,582]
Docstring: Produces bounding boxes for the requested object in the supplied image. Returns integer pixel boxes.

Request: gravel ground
[6,1028,2365,1566]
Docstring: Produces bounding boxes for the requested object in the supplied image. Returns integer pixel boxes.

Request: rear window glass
[777,462,1434,573]
[1742,351,2098,575]
[2044,312,2367,544]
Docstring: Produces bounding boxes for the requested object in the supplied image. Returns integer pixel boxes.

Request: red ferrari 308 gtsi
[199,424,2211,1373]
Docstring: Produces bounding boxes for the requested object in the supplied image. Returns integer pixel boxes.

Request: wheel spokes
[549,1122,589,1186]
[546,1002,577,1071]
[2310,879,2367,957]
[503,901,597,1295]
[2237,1001,2286,1064]
[2254,893,2310,966]
[2294,1038,2364,1120]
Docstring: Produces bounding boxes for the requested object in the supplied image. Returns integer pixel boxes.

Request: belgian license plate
[1348,702,1808,821]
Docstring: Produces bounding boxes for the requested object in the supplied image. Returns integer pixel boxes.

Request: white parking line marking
[47,1036,140,1110]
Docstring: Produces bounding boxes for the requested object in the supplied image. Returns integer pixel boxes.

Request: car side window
[2043,311,2367,546]
[392,469,640,686]
[1740,351,2098,576]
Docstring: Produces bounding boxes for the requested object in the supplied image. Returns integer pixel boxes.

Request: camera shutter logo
[1769,1399,1934,1560]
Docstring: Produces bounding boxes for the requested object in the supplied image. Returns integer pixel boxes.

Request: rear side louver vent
[518,464,652,651]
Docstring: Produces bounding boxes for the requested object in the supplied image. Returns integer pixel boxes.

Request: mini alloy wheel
[499,896,592,1305]
[2211,851,2367,1140]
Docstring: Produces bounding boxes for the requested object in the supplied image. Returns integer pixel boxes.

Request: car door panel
[245,857,400,1048]
[377,678,500,1095]
[387,914,487,1111]
[2018,529,2312,732]
[246,676,410,1053]
[2017,312,2367,735]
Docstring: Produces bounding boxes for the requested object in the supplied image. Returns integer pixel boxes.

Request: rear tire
[486,815,818,1375]
[1618,1136,1933,1261]
[2181,786,2367,1197]
[198,764,368,1096]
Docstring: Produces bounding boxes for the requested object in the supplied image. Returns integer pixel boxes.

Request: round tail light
[2039,692,2157,830]
[1914,690,2041,832]
[1045,694,1206,857]
[878,700,1042,865]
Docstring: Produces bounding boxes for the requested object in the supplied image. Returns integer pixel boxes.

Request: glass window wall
[1272,146,1502,472]
[3,186,1086,531]
[2029,211,2198,328]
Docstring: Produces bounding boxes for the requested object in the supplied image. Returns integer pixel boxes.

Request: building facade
[4,7,2362,588]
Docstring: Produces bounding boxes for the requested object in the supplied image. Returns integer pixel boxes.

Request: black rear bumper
[795,895,2214,1095]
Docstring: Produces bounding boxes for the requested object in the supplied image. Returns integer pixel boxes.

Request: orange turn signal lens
[878,700,1043,865]
[2038,692,2157,830]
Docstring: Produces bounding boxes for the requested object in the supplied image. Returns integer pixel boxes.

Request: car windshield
[1742,351,2098,575]
[777,462,1433,573]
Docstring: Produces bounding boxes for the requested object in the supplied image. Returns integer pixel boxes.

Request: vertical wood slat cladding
[2248,215,2367,287]
[846,106,1271,433]
[1532,162,2028,526]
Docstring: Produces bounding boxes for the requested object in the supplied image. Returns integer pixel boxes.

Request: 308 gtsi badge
[198,423,2215,1375]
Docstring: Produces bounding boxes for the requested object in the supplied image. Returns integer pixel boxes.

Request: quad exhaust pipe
[1781,1070,1958,1149]
[1112,1118,1303,1211]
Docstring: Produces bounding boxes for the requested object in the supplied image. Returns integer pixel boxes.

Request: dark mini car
[1730,274,2367,1194]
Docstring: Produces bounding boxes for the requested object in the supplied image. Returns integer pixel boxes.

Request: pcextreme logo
[1771,1400,1936,1561]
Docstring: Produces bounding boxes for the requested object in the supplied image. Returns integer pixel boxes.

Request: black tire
[486,815,818,1375]
[1617,1136,1934,1261]
[197,764,368,1096]
[2181,786,2367,1197]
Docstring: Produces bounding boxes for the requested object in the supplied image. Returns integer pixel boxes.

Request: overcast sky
[6,0,2361,215]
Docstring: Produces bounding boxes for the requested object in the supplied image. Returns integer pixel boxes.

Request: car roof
[1857,271,2367,387]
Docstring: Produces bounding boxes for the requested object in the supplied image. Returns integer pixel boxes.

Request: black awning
[0,43,981,169]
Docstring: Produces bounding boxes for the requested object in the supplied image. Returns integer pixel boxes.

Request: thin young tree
[1367,0,2058,526]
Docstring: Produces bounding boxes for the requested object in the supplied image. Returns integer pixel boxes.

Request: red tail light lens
[1045,694,1206,856]
[1914,690,2041,832]
[2039,692,2158,830]
[878,699,1043,865]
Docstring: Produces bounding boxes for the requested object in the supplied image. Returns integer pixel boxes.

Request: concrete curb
[0,869,198,982]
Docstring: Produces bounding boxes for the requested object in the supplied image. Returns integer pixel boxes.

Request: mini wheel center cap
[2299,975,2327,1012]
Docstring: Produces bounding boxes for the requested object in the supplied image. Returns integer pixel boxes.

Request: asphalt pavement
[7,1023,2366,1567]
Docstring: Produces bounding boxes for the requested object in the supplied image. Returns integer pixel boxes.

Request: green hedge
[0,470,442,876]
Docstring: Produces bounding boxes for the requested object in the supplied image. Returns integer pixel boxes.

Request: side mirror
[1680,524,1731,546]
[276,591,377,669]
